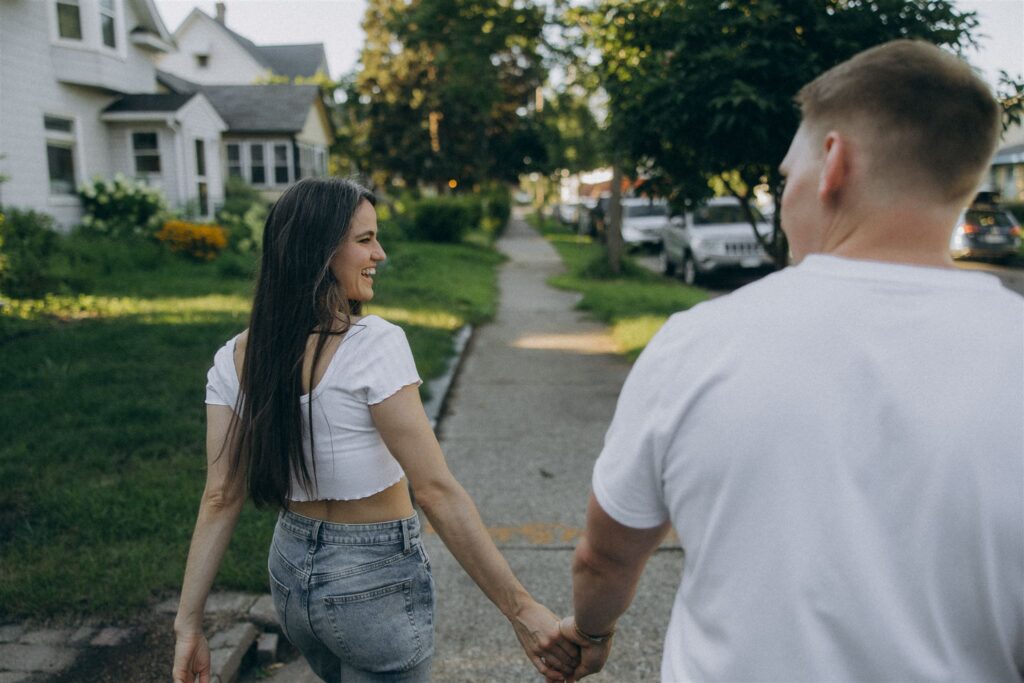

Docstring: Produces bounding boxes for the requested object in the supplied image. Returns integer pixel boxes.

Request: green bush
[483,187,511,231]
[216,176,268,253]
[409,197,477,243]
[0,207,60,297]
[79,175,167,239]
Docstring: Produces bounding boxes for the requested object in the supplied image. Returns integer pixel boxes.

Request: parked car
[555,202,580,226]
[949,204,1022,263]
[661,197,773,285]
[620,197,669,249]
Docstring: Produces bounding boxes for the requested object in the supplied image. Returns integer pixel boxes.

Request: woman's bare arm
[371,385,579,681]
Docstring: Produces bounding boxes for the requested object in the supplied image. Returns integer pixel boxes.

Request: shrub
[0,206,60,297]
[155,220,228,261]
[481,187,511,236]
[79,175,167,239]
[216,176,268,253]
[409,197,477,243]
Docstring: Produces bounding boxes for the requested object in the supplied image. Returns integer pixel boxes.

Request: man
[560,40,1024,681]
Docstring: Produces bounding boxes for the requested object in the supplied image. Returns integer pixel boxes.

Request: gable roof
[103,93,196,113]
[255,44,328,80]
[175,9,327,79]
[156,69,200,95]
[128,0,175,45]
[200,84,321,133]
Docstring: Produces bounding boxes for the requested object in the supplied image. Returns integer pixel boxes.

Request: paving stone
[155,597,180,614]
[208,622,258,651]
[209,622,258,683]
[256,632,279,666]
[0,625,24,643]
[89,627,133,647]
[0,672,33,683]
[20,628,74,645]
[247,595,279,629]
[69,626,96,645]
[205,592,259,616]
[0,643,77,673]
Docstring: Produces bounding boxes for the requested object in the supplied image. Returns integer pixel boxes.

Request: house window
[316,148,327,176]
[195,139,208,216]
[99,0,116,48]
[195,139,206,177]
[56,0,83,40]
[132,132,161,174]
[298,145,312,179]
[274,144,289,185]
[226,143,242,178]
[44,115,76,195]
[195,54,209,68]
[249,143,265,185]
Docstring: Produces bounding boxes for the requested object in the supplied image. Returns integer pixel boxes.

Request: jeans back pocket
[268,569,292,641]
[323,575,432,673]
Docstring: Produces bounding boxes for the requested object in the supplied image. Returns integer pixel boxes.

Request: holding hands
[509,599,581,682]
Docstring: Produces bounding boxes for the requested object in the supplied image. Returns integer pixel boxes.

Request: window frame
[131,130,162,177]
[98,0,117,49]
[55,0,84,42]
[44,114,79,196]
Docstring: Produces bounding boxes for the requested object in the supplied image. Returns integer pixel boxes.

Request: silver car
[661,197,773,285]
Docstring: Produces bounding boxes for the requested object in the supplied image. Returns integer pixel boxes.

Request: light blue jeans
[268,510,435,682]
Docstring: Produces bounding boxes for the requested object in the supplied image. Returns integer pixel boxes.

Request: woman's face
[330,200,386,302]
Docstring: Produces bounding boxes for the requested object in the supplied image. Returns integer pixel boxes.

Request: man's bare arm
[565,493,671,678]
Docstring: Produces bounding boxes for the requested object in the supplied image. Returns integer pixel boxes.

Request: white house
[0,0,228,228]
[155,3,329,86]
[992,121,1024,202]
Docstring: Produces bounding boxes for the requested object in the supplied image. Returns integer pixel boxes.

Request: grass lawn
[0,239,501,620]
[533,215,709,359]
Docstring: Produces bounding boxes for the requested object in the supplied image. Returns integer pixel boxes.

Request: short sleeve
[591,324,674,529]
[205,337,240,407]
[364,323,422,405]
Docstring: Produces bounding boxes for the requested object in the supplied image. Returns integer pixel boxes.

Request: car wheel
[682,252,701,286]
[661,250,677,276]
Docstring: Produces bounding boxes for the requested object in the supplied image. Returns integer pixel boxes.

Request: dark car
[949,206,1022,263]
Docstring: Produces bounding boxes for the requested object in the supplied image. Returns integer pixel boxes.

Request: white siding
[156,11,268,85]
[177,96,227,217]
[0,0,163,229]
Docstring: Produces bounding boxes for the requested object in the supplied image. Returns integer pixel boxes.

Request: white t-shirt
[593,255,1024,682]
[206,315,422,501]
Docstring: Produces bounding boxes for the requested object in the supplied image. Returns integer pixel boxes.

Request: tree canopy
[575,0,984,265]
[341,0,551,191]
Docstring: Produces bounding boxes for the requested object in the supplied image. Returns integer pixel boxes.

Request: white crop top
[204,315,422,501]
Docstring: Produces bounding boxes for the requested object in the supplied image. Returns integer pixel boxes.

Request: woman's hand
[172,630,211,683]
[509,599,581,682]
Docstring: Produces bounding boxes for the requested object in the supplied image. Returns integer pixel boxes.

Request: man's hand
[558,616,614,679]
[509,599,581,681]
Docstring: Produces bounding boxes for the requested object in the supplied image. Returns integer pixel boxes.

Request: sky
[153,0,1023,86]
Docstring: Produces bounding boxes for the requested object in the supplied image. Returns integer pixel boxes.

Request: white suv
[661,197,773,285]
[620,197,669,249]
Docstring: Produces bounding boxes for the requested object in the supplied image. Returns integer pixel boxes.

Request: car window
[965,210,1014,229]
[692,204,765,225]
[624,203,668,218]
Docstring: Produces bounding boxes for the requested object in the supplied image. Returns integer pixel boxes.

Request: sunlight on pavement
[511,331,619,355]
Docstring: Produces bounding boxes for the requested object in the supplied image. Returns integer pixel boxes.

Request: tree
[578,0,982,267]
[345,0,550,191]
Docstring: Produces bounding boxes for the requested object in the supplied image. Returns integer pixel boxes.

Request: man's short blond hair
[795,40,1000,203]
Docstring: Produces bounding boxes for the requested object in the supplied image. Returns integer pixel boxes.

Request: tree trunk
[606,165,624,275]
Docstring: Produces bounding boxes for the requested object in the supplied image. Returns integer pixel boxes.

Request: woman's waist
[284,478,415,526]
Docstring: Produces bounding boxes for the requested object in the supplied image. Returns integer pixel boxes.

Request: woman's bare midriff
[285,478,415,524]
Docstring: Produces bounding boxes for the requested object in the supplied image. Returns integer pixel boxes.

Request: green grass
[0,239,501,620]
[535,215,709,359]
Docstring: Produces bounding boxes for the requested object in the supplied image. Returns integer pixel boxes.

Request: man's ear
[818,131,847,203]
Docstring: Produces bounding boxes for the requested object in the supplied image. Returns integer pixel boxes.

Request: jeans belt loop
[401,517,411,552]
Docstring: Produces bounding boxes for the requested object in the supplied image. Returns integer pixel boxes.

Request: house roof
[156,69,200,95]
[103,93,196,113]
[993,143,1024,166]
[256,44,328,80]
[178,9,327,79]
[200,85,322,133]
[129,0,175,46]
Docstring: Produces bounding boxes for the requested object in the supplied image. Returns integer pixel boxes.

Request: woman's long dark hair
[228,177,376,508]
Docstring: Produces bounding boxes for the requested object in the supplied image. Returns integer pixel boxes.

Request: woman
[172,178,578,682]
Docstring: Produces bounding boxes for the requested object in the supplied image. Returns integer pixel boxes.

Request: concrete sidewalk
[260,215,680,682]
